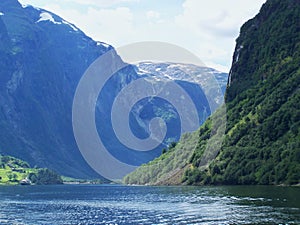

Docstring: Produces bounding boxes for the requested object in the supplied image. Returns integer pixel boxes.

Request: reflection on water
[0,185,299,224]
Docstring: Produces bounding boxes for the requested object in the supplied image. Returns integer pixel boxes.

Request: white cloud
[176,0,266,38]
[58,0,140,7]
[85,7,134,43]
[146,10,165,25]
[41,4,135,45]
[18,0,267,71]
[173,0,266,70]
[146,11,160,20]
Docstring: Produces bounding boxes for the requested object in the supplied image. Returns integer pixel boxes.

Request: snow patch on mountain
[37,12,61,24]
[136,68,149,75]
[136,62,227,84]
[135,62,228,106]
[20,2,40,10]
[36,12,80,32]
[62,20,78,32]
[97,41,110,49]
[20,2,29,8]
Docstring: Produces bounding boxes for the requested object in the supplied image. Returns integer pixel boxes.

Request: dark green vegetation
[0,155,62,185]
[124,0,300,185]
[27,168,63,185]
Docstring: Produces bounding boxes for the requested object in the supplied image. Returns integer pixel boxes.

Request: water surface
[0,185,299,224]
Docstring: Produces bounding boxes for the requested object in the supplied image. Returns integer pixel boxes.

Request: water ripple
[0,185,299,224]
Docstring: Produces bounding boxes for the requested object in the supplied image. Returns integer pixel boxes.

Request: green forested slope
[124,0,300,185]
[0,155,63,185]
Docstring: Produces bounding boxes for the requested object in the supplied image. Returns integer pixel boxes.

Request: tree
[31,168,63,185]
[7,173,17,182]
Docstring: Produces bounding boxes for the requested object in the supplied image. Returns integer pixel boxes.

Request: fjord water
[0,185,299,224]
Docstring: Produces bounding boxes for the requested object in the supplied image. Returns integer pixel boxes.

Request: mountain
[136,62,227,107]
[0,0,109,178]
[96,62,227,169]
[0,0,227,179]
[124,0,300,185]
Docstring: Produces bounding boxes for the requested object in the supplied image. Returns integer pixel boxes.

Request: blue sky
[18,0,266,72]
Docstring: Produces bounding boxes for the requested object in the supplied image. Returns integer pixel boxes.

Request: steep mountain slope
[0,0,227,178]
[124,0,300,185]
[0,0,110,178]
[97,62,227,168]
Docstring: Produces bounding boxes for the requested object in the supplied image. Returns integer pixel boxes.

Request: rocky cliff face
[0,0,227,178]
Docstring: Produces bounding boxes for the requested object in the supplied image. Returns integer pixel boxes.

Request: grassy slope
[0,155,36,185]
[124,106,226,185]
[0,155,64,185]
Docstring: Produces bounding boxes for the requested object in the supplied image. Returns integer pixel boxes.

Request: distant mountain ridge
[0,0,227,178]
[124,0,300,185]
[136,62,227,106]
